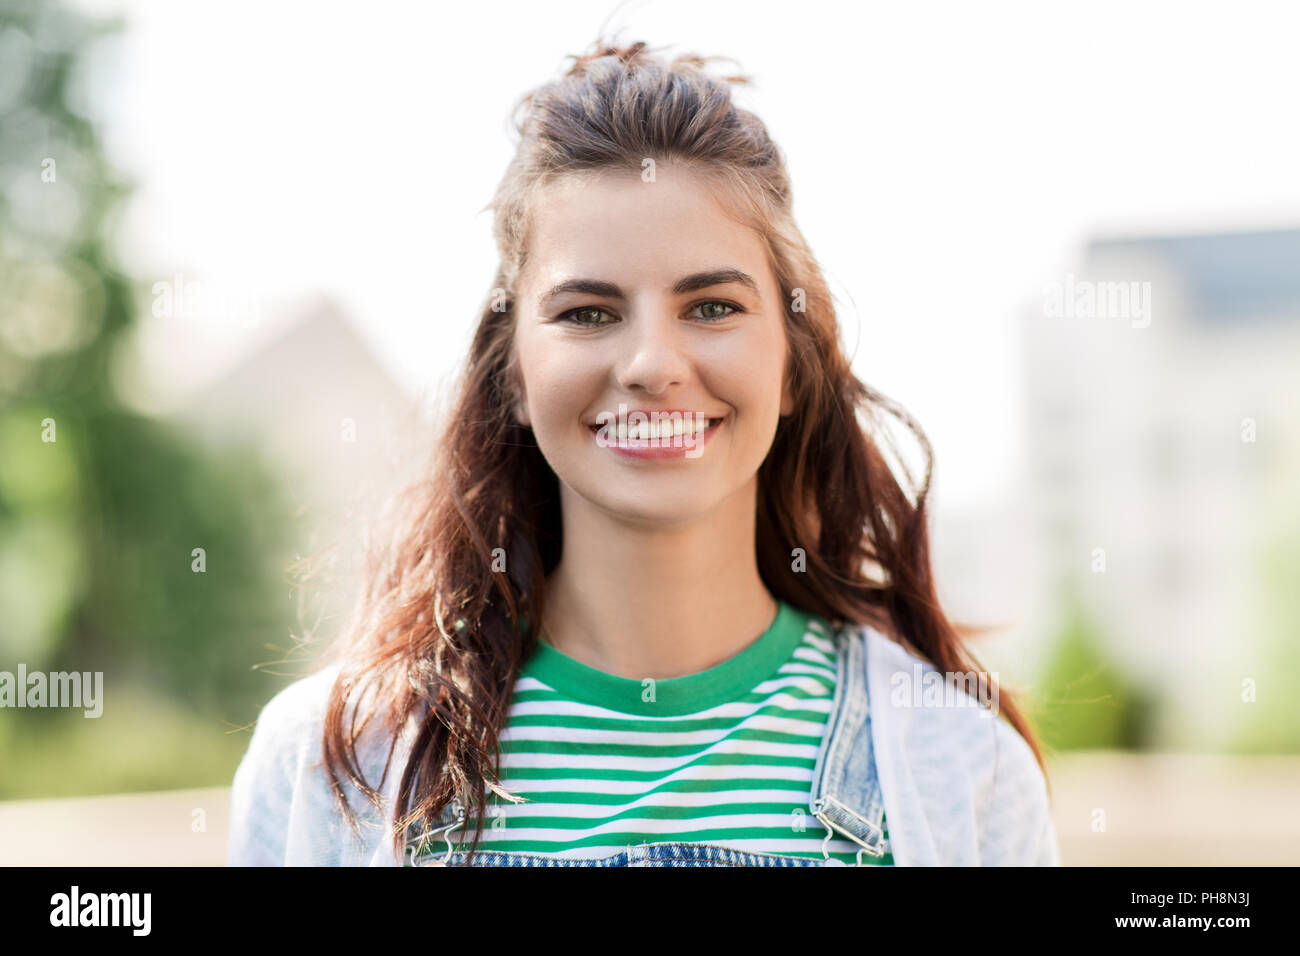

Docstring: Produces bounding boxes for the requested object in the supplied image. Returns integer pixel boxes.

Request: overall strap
[808,623,887,860]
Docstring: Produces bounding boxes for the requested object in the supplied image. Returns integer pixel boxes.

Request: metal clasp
[813,795,886,866]
[405,797,465,867]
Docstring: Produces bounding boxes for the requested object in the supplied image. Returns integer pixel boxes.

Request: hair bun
[559,38,751,88]
[563,39,652,79]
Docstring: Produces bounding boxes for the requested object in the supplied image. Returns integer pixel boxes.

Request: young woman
[228,40,1060,867]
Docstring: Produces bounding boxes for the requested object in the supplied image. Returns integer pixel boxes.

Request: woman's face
[511,165,794,525]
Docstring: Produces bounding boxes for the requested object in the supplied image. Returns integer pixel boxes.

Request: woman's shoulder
[855,623,1060,865]
[233,664,345,782]
[227,662,401,866]
[858,623,1040,772]
[249,664,342,742]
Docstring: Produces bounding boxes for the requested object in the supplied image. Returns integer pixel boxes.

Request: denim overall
[404,622,887,868]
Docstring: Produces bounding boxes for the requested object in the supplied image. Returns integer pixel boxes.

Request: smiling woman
[227,38,1059,867]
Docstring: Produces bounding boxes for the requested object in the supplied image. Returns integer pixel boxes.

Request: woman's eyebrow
[673,268,759,296]
[537,268,760,309]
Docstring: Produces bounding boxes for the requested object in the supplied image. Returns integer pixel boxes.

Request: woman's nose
[614,308,692,394]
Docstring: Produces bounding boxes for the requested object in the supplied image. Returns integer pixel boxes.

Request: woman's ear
[513,393,531,428]
[779,372,795,417]
[506,355,531,427]
[511,377,531,428]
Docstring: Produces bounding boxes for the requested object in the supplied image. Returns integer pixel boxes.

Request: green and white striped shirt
[459,600,893,864]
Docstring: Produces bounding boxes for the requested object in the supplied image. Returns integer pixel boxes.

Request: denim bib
[405,621,887,867]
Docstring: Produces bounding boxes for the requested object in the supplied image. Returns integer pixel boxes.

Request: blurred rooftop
[1086,226,1300,325]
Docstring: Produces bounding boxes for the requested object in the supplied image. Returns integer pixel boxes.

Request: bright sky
[73,0,1300,510]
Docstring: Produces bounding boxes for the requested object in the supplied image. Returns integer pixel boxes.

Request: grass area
[0,682,258,800]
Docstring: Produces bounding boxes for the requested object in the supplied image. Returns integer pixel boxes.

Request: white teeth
[613,416,714,441]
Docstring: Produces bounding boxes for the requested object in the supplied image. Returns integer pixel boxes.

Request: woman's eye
[691,300,742,322]
[559,306,615,327]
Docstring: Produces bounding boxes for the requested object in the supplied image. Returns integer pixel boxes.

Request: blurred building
[929,496,1037,680]
[180,296,423,510]
[1020,226,1300,750]
[174,298,427,641]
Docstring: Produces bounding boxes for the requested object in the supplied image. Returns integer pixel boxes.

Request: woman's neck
[539,483,778,681]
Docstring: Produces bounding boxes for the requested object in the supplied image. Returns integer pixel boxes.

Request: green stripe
[500,728,824,758]
[486,779,823,802]
[520,600,813,715]
[509,680,836,715]
[497,757,815,780]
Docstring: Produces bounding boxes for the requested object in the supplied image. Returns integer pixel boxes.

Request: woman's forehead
[519,169,771,295]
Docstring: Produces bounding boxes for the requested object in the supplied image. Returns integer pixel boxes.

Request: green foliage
[0,683,255,799]
[1032,585,1159,752]
[1,0,301,798]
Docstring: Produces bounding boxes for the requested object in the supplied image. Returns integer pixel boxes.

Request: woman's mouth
[587,415,725,459]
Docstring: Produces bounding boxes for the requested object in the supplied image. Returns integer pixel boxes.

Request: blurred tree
[1230,525,1300,752]
[0,0,299,797]
[1032,580,1159,752]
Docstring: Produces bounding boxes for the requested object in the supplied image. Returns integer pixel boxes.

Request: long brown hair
[319,38,1050,863]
